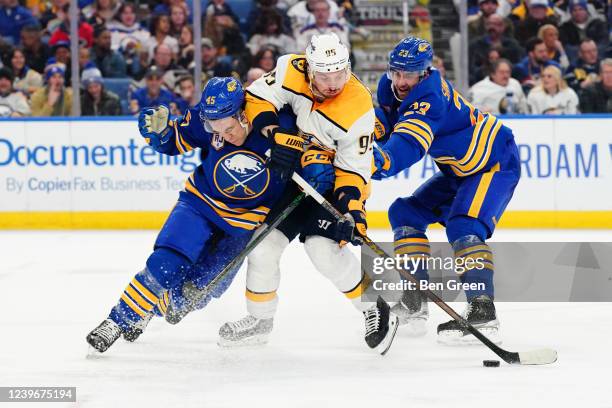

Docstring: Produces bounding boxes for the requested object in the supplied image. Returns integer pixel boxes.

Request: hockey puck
[483,360,500,367]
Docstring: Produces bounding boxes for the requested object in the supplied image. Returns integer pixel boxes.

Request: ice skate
[122,313,152,342]
[391,287,429,336]
[364,296,399,355]
[86,319,122,353]
[218,315,274,347]
[437,295,501,345]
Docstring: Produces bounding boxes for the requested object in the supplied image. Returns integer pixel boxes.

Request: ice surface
[0,229,610,408]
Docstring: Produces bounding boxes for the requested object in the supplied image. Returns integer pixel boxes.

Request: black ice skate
[364,296,399,355]
[122,313,152,342]
[437,295,500,345]
[86,319,122,353]
[391,287,429,336]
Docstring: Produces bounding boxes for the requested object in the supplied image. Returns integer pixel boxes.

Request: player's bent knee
[388,197,430,231]
[304,236,360,288]
[146,247,191,290]
[247,229,288,290]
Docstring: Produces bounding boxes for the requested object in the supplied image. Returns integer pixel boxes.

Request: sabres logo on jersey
[214,150,270,200]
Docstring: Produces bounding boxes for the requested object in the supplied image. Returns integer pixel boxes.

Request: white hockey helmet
[305,32,350,74]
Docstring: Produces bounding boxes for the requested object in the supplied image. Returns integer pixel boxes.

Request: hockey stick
[291,172,558,366]
[164,191,306,324]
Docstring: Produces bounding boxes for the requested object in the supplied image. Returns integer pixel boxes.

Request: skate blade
[437,326,502,346]
[397,318,428,337]
[85,345,106,359]
[376,314,399,356]
[217,334,270,348]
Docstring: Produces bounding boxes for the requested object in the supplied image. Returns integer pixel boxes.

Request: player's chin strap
[290,172,558,366]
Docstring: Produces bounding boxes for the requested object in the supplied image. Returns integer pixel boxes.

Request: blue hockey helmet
[388,37,434,74]
[199,77,245,123]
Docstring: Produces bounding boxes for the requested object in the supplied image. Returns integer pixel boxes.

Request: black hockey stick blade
[291,173,558,366]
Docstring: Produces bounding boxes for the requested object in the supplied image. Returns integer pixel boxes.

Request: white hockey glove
[138,105,172,148]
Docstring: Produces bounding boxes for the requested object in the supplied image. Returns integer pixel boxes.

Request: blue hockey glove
[371,143,392,180]
[300,149,335,194]
[138,105,172,148]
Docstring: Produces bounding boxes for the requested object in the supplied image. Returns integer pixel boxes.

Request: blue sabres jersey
[156,107,287,235]
[377,70,515,177]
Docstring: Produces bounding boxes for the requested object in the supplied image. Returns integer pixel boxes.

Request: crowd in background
[467,0,612,114]
[0,0,611,117]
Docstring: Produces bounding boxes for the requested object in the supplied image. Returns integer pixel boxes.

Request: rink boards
[0,115,610,229]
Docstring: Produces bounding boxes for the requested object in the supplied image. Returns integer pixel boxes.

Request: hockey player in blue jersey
[372,37,521,344]
[86,77,291,353]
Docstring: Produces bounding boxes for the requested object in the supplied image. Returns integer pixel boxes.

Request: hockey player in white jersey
[218,33,399,354]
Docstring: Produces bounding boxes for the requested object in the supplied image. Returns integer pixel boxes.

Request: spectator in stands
[177,25,194,69]
[50,41,73,84]
[296,0,349,51]
[108,3,151,52]
[247,9,297,55]
[79,45,96,73]
[84,0,119,27]
[130,65,176,114]
[174,74,196,113]
[245,67,265,86]
[509,0,557,23]
[513,37,560,90]
[288,0,340,38]
[152,43,186,90]
[468,0,514,39]
[152,0,186,16]
[252,45,280,73]
[146,13,179,58]
[537,24,569,70]
[470,58,528,113]
[247,0,292,38]
[48,4,94,48]
[203,11,250,76]
[433,55,446,78]
[527,64,579,113]
[205,0,239,26]
[0,67,31,116]
[30,64,72,116]
[20,24,50,74]
[80,67,121,115]
[579,58,612,112]
[0,0,39,45]
[558,0,608,47]
[90,26,127,78]
[39,0,67,33]
[469,14,524,83]
[513,0,559,45]
[564,38,600,91]
[170,4,188,38]
[10,48,43,96]
[200,37,235,79]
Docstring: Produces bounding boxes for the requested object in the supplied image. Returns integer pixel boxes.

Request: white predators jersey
[245,54,375,196]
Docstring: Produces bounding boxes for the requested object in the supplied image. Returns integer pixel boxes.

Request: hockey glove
[268,128,304,181]
[334,189,367,246]
[371,143,392,180]
[138,105,172,148]
[300,149,335,194]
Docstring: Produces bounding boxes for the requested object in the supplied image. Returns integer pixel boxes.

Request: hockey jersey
[245,54,375,203]
[376,69,515,178]
[154,107,287,235]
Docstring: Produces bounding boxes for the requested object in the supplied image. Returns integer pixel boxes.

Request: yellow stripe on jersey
[125,285,156,311]
[184,178,269,230]
[130,277,158,305]
[394,128,431,151]
[468,163,500,218]
[433,116,502,176]
[393,119,434,151]
[245,91,278,126]
[313,74,373,133]
[245,289,277,302]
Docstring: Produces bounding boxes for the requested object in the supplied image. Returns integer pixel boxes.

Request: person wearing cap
[514,0,560,45]
[0,0,39,45]
[468,0,514,38]
[80,68,121,116]
[200,37,234,80]
[90,25,127,78]
[509,0,556,23]
[129,66,176,115]
[559,0,608,47]
[0,67,31,117]
[30,63,72,116]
